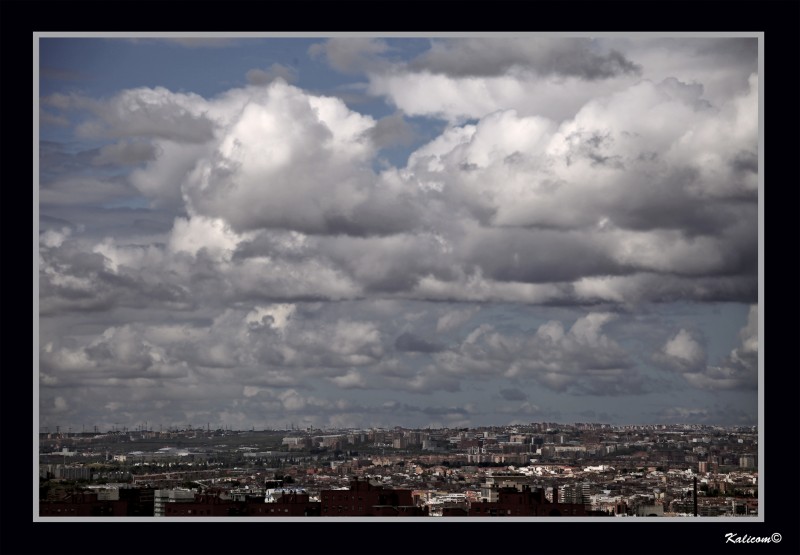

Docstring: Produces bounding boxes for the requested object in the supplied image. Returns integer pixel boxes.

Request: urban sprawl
[39,423,758,518]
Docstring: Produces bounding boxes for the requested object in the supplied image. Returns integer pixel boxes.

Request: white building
[265,487,306,503]
[53,465,91,480]
[636,504,664,517]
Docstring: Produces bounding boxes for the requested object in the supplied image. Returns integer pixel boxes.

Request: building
[43,465,91,481]
[265,486,305,503]
[40,492,127,516]
[446,485,587,517]
[119,486,155,516]
[40,484,155,517]
[282,436,310,450]
[320,477,427,516]
[559,481,590,506]
[163,490,321,517]
[164,493,238,517]
[257,491,321,516]
[154,488,196,516]
[426,493,470,516]
[739,454,756,469]
[636,504,665,516]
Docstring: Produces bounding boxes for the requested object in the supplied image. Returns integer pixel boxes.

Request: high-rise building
[738,454,756,469]
[559,481,590,506]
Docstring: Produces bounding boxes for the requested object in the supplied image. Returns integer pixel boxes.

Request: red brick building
[246,492,321,516]
[119,486,155,516]
[320,477,427,516]
[164,493,238,516]
[40,492,128,516]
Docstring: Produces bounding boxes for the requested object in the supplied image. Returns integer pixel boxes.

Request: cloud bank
[38,37,759,429]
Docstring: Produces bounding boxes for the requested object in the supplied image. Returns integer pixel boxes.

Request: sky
[37,35,760,432]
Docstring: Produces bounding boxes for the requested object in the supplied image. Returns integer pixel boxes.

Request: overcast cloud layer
[38,36,759,431]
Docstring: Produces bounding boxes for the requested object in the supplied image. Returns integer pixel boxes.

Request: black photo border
[3,1,799,554]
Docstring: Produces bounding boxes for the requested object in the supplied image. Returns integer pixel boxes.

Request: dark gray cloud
[319,233,454,294]
[731,150,758,181]
[456,227,628,284]
[39,140,102,182]
[499,388,527,401]
[604,38,758,107]
[694,37,757,63]
[39,241,194,317]
[595,273,758,306]
[308,38,391,74]
[43,89,216,144]
[39,175,137,207]
[364,112,416,149]
[408,38,642,80]
[319,196,423,238]
[40,213,73,229]
[394,332,444,353]
[39,203,176,242]
[92,140,159,166]
[40,109,70,127]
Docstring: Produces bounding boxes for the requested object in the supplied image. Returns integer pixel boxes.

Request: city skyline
[37,34,760,432]
[37,420,759,436]
[37,421,761,520]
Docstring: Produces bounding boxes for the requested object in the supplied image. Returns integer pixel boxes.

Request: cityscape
[39,421,758,518]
